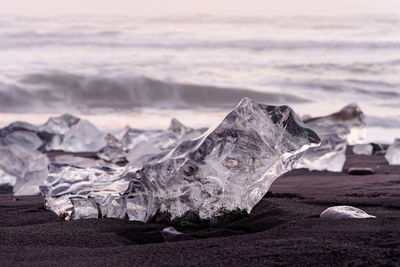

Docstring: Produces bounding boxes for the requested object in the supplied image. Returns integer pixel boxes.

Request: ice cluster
[40,98,320,222]
[296,103,366,172]
[385,138,400,165]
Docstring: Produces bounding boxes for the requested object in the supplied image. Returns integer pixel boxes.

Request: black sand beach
[1,146,399,266]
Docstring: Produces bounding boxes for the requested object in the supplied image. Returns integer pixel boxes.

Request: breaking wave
[0,72,307,112]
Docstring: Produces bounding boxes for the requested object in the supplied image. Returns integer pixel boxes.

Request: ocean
[0,14,399,143]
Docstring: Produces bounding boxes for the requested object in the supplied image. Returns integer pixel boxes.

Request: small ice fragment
[124,98,320,222]
[352,144,373,156]
[97,134,127,164]
[297,103,366,172]
[0,144,49,195]
[40,114,80,135]
[320,206,376,219]
[385,138,400,165]
[70,197,100,220]
[48,120,106,152]
[161,227,186,242]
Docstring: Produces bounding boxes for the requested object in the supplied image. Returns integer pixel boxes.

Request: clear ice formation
[40,98,320,222]
[385,138,400,165]
[0,121,43,150]
[39,114,81,135]
[296,103,366,172]
[124,98,320,222]
[320,206,376,219]
[45,119,106,152]
[0,144,49,196]
[352,144,373,156]
[97,134,127,164]
[41,164,128,220]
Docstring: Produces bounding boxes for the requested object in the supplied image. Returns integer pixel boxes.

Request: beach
[1,146,399,266]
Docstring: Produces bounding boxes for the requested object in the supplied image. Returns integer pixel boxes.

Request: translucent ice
[122,119,206,152]
[385,138,400,165]
[97,134,127,164]
[40,165,128,220]
[320,206,376,219]
[352,144,373,156]
[46,120,106,152]
[296,104,366,172]
[1,130,43,150]
[39,114,80,135]
[0,144,49,195]
[123,98,320,222]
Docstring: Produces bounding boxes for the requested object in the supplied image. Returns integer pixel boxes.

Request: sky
[0,0,399,16]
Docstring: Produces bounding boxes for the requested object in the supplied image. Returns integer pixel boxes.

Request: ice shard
[40,165,128,220]
[320,206,376,219]
[296,103,366,172]
[385,138,400,165]
[0,144,49,195]
[39,114,80,135]
[97,134,127,164]
[124,98,320,222]
[46,119,106,152]
[352,144,373,156]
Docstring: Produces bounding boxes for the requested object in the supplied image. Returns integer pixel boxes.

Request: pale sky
[0,0,399,16]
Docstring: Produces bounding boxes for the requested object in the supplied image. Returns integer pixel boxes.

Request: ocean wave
[3,34,400,51]
[0,72,307,112]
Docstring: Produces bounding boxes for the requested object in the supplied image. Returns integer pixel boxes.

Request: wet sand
[1,147,399,266]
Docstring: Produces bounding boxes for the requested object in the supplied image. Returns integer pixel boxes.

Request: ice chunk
[39,114,80,135]
[320,206,376,219]
[352,144,373,156]
[126,140,162,168]
[40,165,128,220]
[295,135,346,172]
[124,98,320,222]
[296,104,366,172]
[70,197,100,220]
[161,227,187,242]
[304,103,366,145]
[1,130,43,150]
[97,134,127,164]
[0,144,49,195]
[385,138,400,165]
[46,120,106,152]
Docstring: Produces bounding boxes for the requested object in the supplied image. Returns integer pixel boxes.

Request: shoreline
[1,146,399,265]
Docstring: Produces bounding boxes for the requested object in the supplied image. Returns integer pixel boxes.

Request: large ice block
[385,138,400,165]
[0,144,49,195]
[124,98,320,222]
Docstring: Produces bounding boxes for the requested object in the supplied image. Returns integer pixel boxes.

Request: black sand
[1,147,399,266]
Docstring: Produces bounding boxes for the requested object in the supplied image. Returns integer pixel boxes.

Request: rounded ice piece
[385,138,400,165]
[320,206,376,219]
